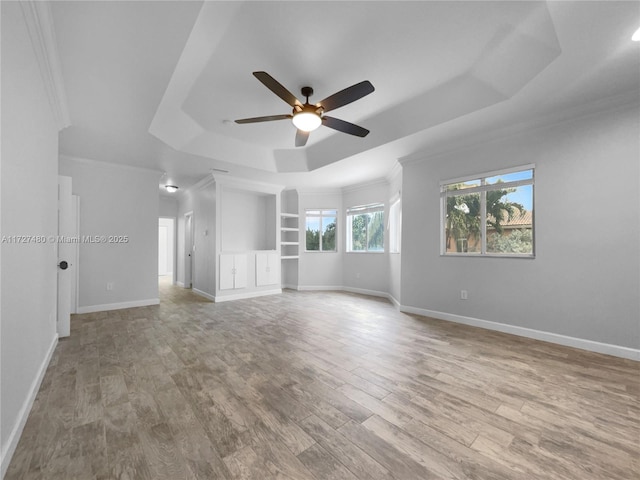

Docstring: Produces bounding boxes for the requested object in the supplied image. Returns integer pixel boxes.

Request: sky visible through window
[487,170,533,211]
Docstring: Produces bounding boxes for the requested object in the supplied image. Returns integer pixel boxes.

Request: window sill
[441,253,535,259]
[346,251,385,254]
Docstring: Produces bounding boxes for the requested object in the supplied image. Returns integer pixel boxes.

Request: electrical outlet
[460,290,468,300]
[356,273,361,279]
[106,282,114,291]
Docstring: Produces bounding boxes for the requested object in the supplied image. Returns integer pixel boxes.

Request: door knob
[58,261,69,270]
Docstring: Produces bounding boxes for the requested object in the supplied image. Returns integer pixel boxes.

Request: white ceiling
[52,1,640,194]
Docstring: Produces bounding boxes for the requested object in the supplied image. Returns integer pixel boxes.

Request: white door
[57,176,73,337]
[184,213,194,288]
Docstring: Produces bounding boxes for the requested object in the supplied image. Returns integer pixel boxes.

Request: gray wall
[176,180,216,295]
[1,2,59,471]
[342,183,390,295]
[220,188,274,251]
[59,157,160,310]
[159,195,178,218]
[400,105,639,349]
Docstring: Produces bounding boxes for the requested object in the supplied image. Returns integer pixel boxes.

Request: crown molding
[341,177,389,194]
[295,187,342,195]
[59,154,164,176]
[384,161,403,183]
[399,90,639,167]
[20,0,71,131]
[213,175,284,195]
[186,173,216,193]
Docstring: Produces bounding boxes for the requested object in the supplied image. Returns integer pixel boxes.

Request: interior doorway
[158,217,176,285]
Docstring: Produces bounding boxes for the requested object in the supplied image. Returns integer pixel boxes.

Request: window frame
[440,165,535,258]
[346,203,385,253]
[304,208,338,252]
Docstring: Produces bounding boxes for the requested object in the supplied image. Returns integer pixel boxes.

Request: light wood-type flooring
[5,278,639,479]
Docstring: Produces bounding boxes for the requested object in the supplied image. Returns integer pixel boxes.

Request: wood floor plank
[297,443,360,480]
[154,384,232,480]
[337,419,438,480]
[5,282,638,480]
[171,368,249,458]
[247,421,317,480]
[72,419,109,479]
[104,402,153,480]
[283,382,351,429]
[298,414,391,480]
[337,383,411,427]
[302,380,374,423]
[138,422,194,480]
[402,417,530,480]
[223,445,272,480]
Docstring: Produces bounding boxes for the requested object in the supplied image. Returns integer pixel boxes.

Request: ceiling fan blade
[322,116,369,137]
[317,80,374,113]
[295,129,309,147]
[253,71,302,107]
[235,114,292,124]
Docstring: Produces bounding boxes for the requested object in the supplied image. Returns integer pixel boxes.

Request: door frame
[184,211,194,289]
[71,195,79,314]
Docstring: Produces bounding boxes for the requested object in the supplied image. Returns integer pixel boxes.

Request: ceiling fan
[235,71,374,147]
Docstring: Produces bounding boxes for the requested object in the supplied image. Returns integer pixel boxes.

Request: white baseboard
[342,286,390,299]
[176,281,185,288]
[281,284,299,291]
[400,305,640,361]
[215,289,282,303]
[297,285,343,291]
[192,288,215,301]
[1,334,58,478]
[297,285,400,308]
[387,293,401,309]
[290,286,638,360]
[76,298,159,314]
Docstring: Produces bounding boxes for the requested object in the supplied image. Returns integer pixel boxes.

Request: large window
[305,209,337,251]
[441,166,534,256]
[346,203,384,252]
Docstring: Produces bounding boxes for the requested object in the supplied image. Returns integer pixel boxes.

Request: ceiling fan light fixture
[292,111,322,132]
[165,185,179,193]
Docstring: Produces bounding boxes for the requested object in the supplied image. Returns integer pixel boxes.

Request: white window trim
[346,203,385,253]
[440,164,535,187]
[441,165,535,258]
[305,208,337,252]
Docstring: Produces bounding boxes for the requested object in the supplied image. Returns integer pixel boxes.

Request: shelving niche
[280,213,299,260]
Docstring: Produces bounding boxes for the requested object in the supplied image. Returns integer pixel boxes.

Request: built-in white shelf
[281,213,299,261]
